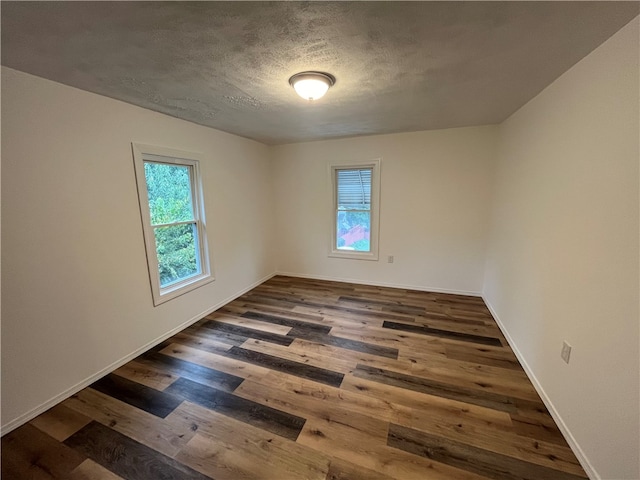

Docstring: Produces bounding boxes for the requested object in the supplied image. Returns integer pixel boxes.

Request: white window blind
[337,168,372,210]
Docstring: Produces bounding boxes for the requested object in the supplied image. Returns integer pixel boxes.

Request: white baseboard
[0,272,276,436]
[482,296,598,480]
[275,271,482,297]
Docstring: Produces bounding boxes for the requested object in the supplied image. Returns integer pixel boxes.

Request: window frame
[329,158,381,261]
[132,143,214,306]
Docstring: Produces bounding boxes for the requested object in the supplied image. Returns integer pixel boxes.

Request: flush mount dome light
[289,71,335,101]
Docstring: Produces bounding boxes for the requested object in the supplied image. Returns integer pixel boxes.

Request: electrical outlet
[561,341,572,364]
[388,255,394,263]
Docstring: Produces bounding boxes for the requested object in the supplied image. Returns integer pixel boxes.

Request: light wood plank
[68,459,124,480]
[206,312,293,335]
[298,419,489,480]
[29,403,92,441]
[113,359,179,391]
[169,402,330,480]
[241,338,357,374]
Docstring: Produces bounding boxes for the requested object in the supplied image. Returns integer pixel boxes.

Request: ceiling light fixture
[289,71,335,101]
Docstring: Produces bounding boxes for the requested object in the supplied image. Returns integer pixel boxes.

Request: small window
[132,143,213,305]
[330,159,380,260]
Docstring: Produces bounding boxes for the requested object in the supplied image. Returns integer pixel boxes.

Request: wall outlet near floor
[387,255,394,263]
[561,341,572,364]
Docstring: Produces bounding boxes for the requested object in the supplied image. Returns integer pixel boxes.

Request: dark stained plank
[133,351,244,393]
[202,319,294,346]
[387,423,588,480]
[186,327,249,347]
[353,364,518,413]
[165,377,306,441]
[241,310,333,334]
[420,314,489,326]
[2,423,85,479]
[383,320,503,346]
[288,327,399,359]
[90,373,182,418]
[64,421,210,480]
[323,335,400,359]
[224,345,345,387]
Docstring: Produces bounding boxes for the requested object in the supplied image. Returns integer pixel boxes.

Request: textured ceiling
[2,2,638,144]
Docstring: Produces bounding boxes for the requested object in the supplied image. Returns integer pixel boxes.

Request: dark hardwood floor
[2,275,588,479]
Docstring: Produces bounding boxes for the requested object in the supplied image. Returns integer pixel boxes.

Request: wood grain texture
[63,387,198,458]
[135,350,245,392]
[64,421,210,480]
[68,459,125,480]
[171,402,330,480]
[89,373,182,418]
[2,275,587,479]
[2,423,85,479]
[387,423,586,480]
[165,377,307,441]
[352,363,520,412]
[29,403,92,441]
[225,345,345,387]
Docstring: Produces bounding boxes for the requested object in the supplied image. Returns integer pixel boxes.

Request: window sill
[153,273,215,306]
[328,250,379,261]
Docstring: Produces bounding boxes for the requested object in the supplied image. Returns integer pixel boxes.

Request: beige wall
[484,18,639,480]
[2,77,498,430]
[2,17,638,480]
[1,67,276,430]
[271,126,497,295]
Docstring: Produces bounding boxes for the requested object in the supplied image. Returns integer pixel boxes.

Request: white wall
[1,67,276,431]
[483,18,639,480]
[3,17,638,478]
[271,127,497,295]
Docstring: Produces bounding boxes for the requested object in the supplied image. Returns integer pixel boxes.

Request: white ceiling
[2,2,638,145]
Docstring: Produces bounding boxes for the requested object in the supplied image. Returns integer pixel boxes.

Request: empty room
[1,2,638,479]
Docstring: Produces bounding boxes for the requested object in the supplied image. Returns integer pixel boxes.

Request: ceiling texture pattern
[2,1,638,144]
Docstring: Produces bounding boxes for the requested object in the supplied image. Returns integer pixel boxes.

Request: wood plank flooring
[2,275,588,479]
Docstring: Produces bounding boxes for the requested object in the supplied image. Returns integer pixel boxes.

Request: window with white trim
[330,159,380,260]
[132,143,213,305]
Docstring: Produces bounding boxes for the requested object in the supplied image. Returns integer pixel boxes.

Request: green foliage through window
[144,162,200,287]
[145,162,194,225]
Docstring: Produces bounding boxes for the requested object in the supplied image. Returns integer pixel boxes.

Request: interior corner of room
[1,5,638,480]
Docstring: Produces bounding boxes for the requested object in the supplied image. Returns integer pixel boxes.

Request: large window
[330,159,380,260]
[132,143,213,305]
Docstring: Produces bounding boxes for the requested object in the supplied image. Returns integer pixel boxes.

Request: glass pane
[336,210,371,252]
[154,223,200,287]
[144,162,194,225]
